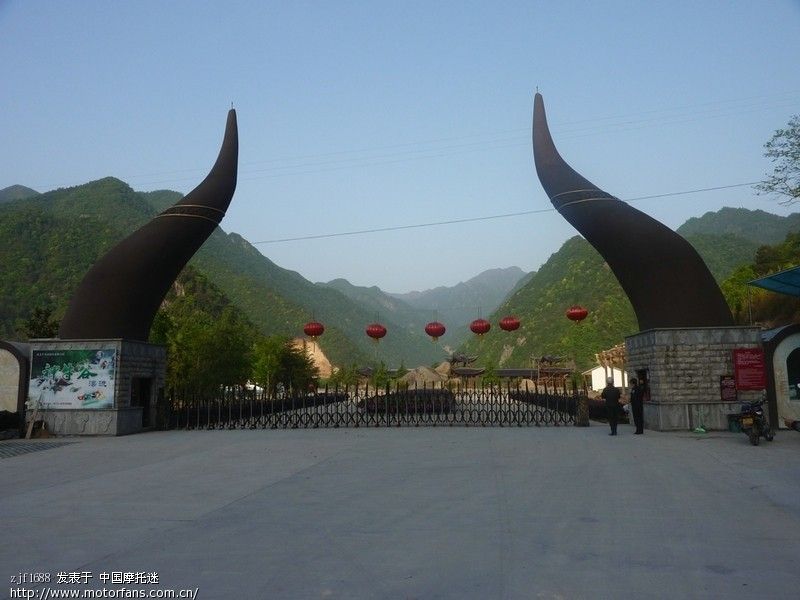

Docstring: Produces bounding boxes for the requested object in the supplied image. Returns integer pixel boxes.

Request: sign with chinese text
[733,348,766,391]
[29,348,116,409]
[720,375,737,402]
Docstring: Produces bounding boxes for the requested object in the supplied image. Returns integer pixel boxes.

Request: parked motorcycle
[739,399,774,446]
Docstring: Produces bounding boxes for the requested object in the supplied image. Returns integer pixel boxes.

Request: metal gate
[168,384,583,429]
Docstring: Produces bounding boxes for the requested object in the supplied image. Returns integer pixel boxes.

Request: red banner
[733,348,767,391]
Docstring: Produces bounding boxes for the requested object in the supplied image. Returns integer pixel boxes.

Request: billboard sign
[29,348,116,409]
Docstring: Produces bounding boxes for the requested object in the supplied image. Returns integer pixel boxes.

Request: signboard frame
[733,348,767,391]
[28,347,116,409]
[720,374,737,403]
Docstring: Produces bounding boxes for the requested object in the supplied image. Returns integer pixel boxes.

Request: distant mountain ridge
[0,178,445,366]
[2,179,792,371]
[320,267,528,351]
[0,185,39,203]
[678,207,800,245]
[387,267,528,346]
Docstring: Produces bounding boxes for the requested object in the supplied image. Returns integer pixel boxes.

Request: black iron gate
[168,384,584,429]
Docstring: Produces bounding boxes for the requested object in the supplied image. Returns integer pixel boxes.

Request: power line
[20,90,799,191]
[251,181,762,245]
[135,96,800,186]
[133,96,799,187]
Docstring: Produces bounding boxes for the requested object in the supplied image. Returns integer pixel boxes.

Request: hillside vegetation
[459,236,636,370]
[460,209,799,370]
[722,231,800,327]
[0,185,39,203]
[0,178,441,366]
[2,177,795,372]
[678,207,800,246]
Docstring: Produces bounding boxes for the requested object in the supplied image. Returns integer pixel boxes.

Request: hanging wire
[249,181,762,245]
[19,90,799,191]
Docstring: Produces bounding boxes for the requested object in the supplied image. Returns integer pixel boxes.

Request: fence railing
[168,383,587,429]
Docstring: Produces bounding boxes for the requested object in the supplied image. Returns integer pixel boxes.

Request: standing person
[601,376,621,435]
[629,377,644,434]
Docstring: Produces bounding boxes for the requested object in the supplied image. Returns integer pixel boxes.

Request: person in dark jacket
[629,377,644,434]
[601,376,621,435]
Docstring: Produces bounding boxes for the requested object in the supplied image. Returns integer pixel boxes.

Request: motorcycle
[738,399,774,446]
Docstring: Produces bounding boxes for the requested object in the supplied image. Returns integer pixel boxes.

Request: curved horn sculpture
[59,109,238,341]
[532,93,732,330]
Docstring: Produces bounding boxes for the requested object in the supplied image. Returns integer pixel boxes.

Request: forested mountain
[459,208,800,370]
[0,178,444,366]
[681,233,760,281]
[321,268,528,352]
[2,179,794,372]
[388,266,528,346]
[317,278,441,350]
[0,178,157,334]
[0,185,39,203]
[678,207,800,246]
[459,237,636,371]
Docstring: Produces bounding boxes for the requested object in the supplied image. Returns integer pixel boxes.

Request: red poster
[733,348,766,391]
[720,375,737,402]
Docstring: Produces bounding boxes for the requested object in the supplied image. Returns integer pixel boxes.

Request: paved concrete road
[2,424,799,599]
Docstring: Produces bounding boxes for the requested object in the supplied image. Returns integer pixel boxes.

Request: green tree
[370,362,390,389]
[251,336,319,395]
[720,264,759,323]
[721,231,800,327]
[21,306,59,339]
[396,361,409,379]
[252,336,285,395]
[481,364,500,387]
[147,268,258,395]
[165,307,254,394]
[327,364,359,388]
[756,114,800,205]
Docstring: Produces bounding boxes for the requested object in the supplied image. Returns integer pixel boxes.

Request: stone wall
[118,340,166,410]
[625,327,763,431]
[0,348,21,413]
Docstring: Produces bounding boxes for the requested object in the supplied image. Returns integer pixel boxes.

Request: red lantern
[566,305,588,323]
[470,318,491,336]
[303,321,325,339]
[425,321,446,341]
[499,316,520,332]
[366,323,387,342]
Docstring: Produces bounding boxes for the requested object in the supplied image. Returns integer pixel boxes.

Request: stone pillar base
[27,338,165,436]
[644,401,742,431]
[626,327,763,431]
[33,408,144,436]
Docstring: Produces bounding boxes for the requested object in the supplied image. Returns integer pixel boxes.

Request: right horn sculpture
[532,93,733,331]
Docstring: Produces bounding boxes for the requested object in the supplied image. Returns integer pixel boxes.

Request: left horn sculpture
[59,109,239,341]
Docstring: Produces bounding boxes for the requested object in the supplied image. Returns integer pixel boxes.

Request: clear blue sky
[2,1,799,292]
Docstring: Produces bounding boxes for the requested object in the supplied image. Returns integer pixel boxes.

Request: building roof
[749,265,800,297]
[581,365,625,376]
[451,367,573,378]
[760,323,800,349]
